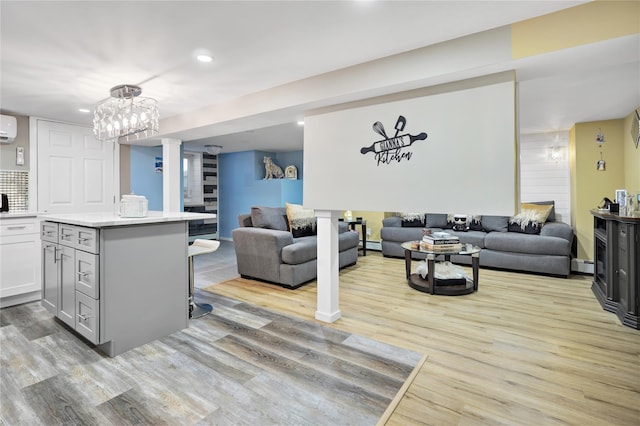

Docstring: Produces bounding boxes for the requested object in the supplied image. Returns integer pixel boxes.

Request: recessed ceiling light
[297,121,304,126]
[196,54,213,63]
[78,108,90,113]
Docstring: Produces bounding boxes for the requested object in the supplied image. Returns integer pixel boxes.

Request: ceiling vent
[0,115,17,143]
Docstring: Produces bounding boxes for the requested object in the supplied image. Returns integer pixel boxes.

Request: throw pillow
[468,215,483,231]
[482,215,509,232]
[425,213,448,228]
[401,212,425,227]
[445,214,481,231]
[285,202,316,238]
[447,214,468,232]
[508,204,553,234]
[251,206,289,231]
[523,201,556,222]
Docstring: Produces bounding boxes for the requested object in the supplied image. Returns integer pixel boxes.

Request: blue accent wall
[218,150,303,239]
[129,145,185,212]
[130,145,163,211]
[129,146,301,237]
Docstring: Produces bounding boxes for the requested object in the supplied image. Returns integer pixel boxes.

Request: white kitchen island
[40,211,216,357]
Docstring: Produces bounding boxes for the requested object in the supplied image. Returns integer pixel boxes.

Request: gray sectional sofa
[381,204,574,277]
[232,206,360,288]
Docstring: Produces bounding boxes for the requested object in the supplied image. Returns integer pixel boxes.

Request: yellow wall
[342,210,385,242]
[511,1,640,59]
[623,108,640,193]
[571,118,626,260]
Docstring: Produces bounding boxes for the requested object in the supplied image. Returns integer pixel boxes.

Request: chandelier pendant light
[93,84,159,142]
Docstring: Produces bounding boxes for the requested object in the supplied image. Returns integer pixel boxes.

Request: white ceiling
[1,1,638,153]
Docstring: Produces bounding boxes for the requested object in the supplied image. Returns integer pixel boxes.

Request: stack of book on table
[420,231,462,252]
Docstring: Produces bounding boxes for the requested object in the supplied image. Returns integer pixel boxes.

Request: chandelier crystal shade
[93,84,159,142]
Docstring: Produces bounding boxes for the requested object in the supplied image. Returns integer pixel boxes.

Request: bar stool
[188,239,220,319]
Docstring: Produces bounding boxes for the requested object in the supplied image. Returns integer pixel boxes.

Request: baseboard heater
[572,258,594,274]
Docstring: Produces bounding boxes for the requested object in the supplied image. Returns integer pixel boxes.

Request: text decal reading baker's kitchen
[359,115,428,166]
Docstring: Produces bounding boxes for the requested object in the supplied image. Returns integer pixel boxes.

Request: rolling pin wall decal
[360,115,428,166]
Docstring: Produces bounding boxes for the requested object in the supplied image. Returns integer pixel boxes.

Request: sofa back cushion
[250,206,289,231]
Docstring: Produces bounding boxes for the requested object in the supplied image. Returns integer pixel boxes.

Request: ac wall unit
[0,114,17,143]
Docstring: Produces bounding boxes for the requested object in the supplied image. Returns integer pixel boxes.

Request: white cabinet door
[0,234,40,298]
[36,119,117,214]
[0,218,42,307]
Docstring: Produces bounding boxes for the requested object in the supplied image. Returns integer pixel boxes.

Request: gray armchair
[232,207,360,288]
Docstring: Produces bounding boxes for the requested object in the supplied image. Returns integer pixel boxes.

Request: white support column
[315,209,341,323]
[161,138,182,213]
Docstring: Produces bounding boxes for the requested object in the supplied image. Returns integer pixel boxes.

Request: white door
[37,119,116,213]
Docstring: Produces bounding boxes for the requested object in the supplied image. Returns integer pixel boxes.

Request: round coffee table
[401,241,481,295]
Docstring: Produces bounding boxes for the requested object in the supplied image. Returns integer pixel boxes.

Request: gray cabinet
[58,245,76,328]
[41,222,100,341]
[41,218,189,356]
[41,240,58,313]
[591,211,640,329]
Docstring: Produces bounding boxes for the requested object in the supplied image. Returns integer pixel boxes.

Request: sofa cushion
[282,238,317,265]
[338,229,360,251]
[482,215,509,232]
[286,203,316,237]
[440,230,486,248]
[401,212,425,227]
[380,226,425,243]
[484,232,570,256]
[426,213,448,228]
[282,231,359,265]
[251,206,288,231]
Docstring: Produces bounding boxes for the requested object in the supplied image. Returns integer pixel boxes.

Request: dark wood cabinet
[591,210,639,329]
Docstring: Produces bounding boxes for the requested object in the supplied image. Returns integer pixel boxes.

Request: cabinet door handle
[78,237,90,243]
[61,233,72,239]
[77,271,90,278]
[7,226,26,230]
[77,313,92,322]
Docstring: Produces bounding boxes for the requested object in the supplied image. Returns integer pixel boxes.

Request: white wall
[304,73,518,216]
[519,131,571,224]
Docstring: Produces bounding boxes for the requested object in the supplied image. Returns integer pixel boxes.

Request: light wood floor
[204,252,640,425]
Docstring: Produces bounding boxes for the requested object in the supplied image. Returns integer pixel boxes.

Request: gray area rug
[0,291,422,425]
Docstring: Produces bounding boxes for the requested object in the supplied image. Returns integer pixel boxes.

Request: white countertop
[39,211,216,228]
[0,211,41,219]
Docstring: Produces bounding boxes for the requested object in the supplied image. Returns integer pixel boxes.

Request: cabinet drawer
[75,250,99,299]
[40,222,59,243]
[1,219,38,237]
[75,226,99,253]
[59,224,76,246]
[58,225,99,253]
[75,291,99,344]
